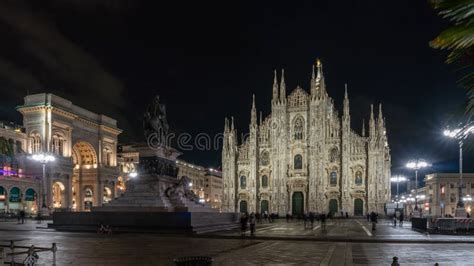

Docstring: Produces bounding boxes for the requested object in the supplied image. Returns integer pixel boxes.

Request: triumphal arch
[17,93,122,211]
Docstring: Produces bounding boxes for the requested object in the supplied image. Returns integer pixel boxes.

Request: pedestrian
[240,212,248,237]
[249,212,256,236]
[393,214,397,226]
[303,213,308,229]
[320,213,327,231]
[309,212,315,228]
[366,212,370,222]
[370,211,377,231]
[20,209,25,224]
[345,212,349,219]
[286,212,290,222]
[399,212,404,226]
[17,211,21,224]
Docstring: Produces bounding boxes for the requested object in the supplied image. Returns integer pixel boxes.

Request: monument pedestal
[455,207,467,218]
[50,144,239,233]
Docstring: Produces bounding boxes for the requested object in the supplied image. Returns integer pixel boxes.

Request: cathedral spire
[369,104,376,138]
[251,94,257,127]
[231,116,234,131]
[311,64,317,98]
[259,111,262,125]
[272,69,279,103]
[224,117,229,133]
[279,69,286,103]
[378,103,384,134]
[316,59,327,98]
[362,119,366,137]
[343,83,350,118]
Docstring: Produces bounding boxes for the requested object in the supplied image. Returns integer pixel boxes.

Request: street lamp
[406,159,430,215]
[390,176,407,208]
[30,153,55,216]
[444,123,473,217]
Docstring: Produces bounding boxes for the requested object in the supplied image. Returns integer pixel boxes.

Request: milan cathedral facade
[222,61,391,216]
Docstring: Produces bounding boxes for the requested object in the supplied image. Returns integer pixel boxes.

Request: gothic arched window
[260,151,269,166]
[330,171,337,186]
[261,175,268,188]
[294,154,303,170]
[240,176,247,189]
[329,147,339,163]
[294,117,304,140]
[355,171,363,185]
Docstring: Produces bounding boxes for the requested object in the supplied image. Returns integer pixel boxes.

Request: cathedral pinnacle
[280,69,286,103]
[343,83,350,118]
[251,94,257,127]
[231,116,234,131]
[362,119,366,137]
[272,69,279,102]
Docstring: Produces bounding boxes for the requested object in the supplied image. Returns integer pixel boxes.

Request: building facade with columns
[222,61,391,216]
[0,121,40,214]
[15,93,122,212]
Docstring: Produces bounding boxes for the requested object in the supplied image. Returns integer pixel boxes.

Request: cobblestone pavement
[1,219,474,265]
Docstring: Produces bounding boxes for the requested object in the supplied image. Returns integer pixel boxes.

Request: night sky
[0,0,472,183]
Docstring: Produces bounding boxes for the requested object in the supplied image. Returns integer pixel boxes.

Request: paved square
[1,218,474,265]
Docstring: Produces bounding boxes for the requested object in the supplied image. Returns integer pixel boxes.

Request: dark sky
[0,0,472,181]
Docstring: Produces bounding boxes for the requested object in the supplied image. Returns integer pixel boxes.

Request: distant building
[204,168,223,210]
[423,173,474,217]
[0,93,123,215]
[176,160,223,210]
[177,160,206,199]
[0,121,39,214]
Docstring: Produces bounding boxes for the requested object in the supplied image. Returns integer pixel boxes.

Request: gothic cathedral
[222,60,391,216]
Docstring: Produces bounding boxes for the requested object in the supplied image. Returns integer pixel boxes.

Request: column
[66,174,73,209]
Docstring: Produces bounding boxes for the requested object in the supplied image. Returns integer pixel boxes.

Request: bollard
[52,243,57,265]
[391,256,399,266]
[10,240,15,265]
[0,247,4,265]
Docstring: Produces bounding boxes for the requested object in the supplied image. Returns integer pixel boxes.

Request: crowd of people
[240,211,338,236]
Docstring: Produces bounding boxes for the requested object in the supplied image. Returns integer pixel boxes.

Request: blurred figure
[249,212,256,236]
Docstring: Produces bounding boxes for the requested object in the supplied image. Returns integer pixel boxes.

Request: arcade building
[0,93,122,214]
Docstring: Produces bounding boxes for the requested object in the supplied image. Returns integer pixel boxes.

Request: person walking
[370,211,378,231]
[20,209,25,224]
[309,212,315,228]
[399,212,404,226]
[320,213,327,231]
[345,212,349,219]
[240,212,248,237]
[249,212,256,237]
[366,212,370,222]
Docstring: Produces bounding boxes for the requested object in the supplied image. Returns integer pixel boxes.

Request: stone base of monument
[49,211,240,234]
[49,170,240,234]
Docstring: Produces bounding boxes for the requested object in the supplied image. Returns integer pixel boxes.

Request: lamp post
[30,153,55,216]
[406,160,430,215]
[444,123,473,217]
[390,176,407,210]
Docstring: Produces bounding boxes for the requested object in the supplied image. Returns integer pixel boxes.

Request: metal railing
[0,240,57,265]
